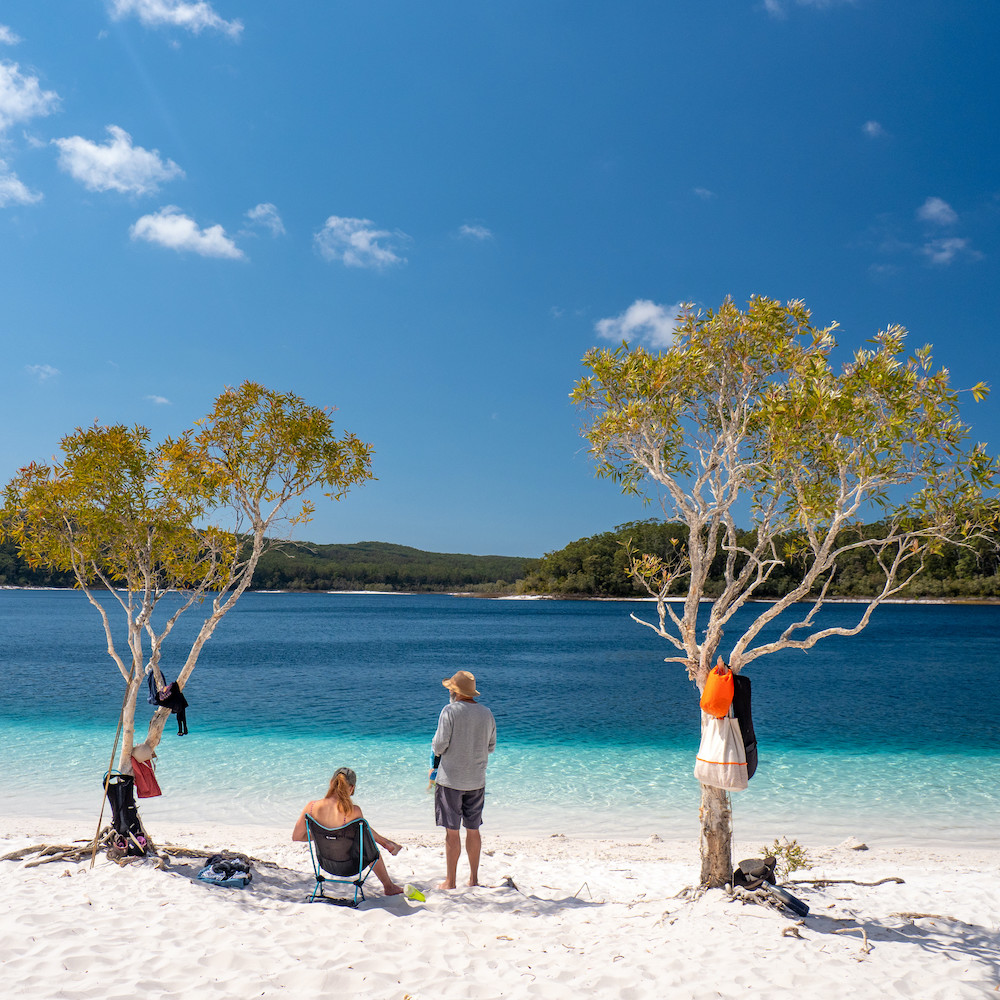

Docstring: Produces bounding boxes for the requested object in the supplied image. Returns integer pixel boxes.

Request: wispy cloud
[314,216,408,269]
[914,197,980,265]
[595,300,686,348]
[867,197,980,270]
[145,394,171,405]
[0,24,22,45]
[693,187,716,200]
[0,58,59,134]
[921,237,978,267]
[53,125,184,195]
[107,1,243,39]
[26,363,60,381]
[862,120,886,138]
[457,223,493,241]
[245,202,285,236]
[764,0,856,17]
[916,196,958,227]
[130,206,244,259]
[0,159,42,206]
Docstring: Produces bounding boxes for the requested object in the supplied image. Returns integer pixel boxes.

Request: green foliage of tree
[1,383,373,830]
[572,296,999,887]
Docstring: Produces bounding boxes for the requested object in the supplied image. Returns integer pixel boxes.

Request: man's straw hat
[442,670,479,698]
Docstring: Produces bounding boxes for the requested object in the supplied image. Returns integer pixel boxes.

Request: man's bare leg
[465,827,482,887]
[438,828,461,889]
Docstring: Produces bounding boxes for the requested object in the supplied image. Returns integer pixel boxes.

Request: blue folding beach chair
[304,815,380,907]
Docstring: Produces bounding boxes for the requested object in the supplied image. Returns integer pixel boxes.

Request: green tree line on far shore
[2,525,998,599]
[519,520,1000,600]
[0,537,528,594]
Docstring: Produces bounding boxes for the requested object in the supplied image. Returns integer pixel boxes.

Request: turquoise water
[1,590,998,845]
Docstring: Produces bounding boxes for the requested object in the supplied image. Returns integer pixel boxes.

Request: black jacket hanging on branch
[732,673,757,780]
[149,675,190,735]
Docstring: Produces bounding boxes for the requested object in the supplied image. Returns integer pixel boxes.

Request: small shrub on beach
[762,837,813,877]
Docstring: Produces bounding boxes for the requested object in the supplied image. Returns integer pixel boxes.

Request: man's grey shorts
[434,785,485,830]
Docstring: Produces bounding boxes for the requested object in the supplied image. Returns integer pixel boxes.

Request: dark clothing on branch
[158,682,189,735]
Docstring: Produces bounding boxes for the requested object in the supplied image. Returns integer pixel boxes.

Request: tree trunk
[116,674,144,773]
[699,783,733,887]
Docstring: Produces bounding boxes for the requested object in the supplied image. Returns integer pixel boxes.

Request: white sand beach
[2,817,997,999]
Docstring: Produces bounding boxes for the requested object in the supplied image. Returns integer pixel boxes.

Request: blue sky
[1,1,997,557]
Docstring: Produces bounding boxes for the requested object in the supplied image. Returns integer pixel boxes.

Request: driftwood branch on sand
[0,829,278,870]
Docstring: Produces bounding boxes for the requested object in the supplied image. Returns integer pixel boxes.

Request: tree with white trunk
[572,296,998,887]
[1,382,373,851]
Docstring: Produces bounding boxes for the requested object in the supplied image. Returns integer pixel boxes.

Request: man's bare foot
[467,878,480,887]
[383,883,404,896]
[437,880,456,890]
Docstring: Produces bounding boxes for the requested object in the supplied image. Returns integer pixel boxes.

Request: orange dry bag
[700,661,735,718]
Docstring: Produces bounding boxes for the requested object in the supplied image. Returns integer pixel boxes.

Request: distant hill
[0,537,530,593]
[250,540,529,592]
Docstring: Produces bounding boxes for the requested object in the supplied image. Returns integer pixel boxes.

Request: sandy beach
[2,816,997,999]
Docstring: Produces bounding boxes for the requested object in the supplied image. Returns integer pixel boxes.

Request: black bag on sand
[763,882,810,917]
[104,773,147,856]
[733,856,777,889]
[732,673,757,780]
[734,856,810,917]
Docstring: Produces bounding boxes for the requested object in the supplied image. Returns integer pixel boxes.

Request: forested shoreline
[2,524,998,599]
[519,520,1000,600]
[0,538,528,594]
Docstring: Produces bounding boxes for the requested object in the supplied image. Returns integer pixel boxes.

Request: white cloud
[107,0,242,39]
[862,120,885,138]
[595,300,686,348]
[53,125,184,195]
[457,223,493,241]
[314,215,407,268]
[921,237,979,267]
[916,196,958,227]
[0,159,42,206]
[145,394,171,404]
[130,206,244,259]
[26,363,60,381]
[764,0,856,16]
[0,25,22,45]
[693,187,716,200]
[0,58,59,133]
[245,202,285,236]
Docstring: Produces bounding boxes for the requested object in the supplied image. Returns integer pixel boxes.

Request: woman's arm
[291,803,312,842]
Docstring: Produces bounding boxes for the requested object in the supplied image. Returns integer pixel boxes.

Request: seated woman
[292,766,404,896]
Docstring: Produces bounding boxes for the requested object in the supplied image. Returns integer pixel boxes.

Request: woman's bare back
[304,797,362,829]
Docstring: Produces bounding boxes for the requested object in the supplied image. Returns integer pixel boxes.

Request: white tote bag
[694,709,748,792]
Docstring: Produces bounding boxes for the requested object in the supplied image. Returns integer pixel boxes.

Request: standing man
[431,670,496,890]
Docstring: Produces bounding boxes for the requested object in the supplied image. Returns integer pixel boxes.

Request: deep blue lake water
[1,589,997,845]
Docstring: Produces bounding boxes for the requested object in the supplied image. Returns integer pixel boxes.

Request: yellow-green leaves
[574,296,997,533]
[0,383,374,593]
[186,382,374,524]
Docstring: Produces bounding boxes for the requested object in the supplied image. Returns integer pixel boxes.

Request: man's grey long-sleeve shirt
[432,700,496,791]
